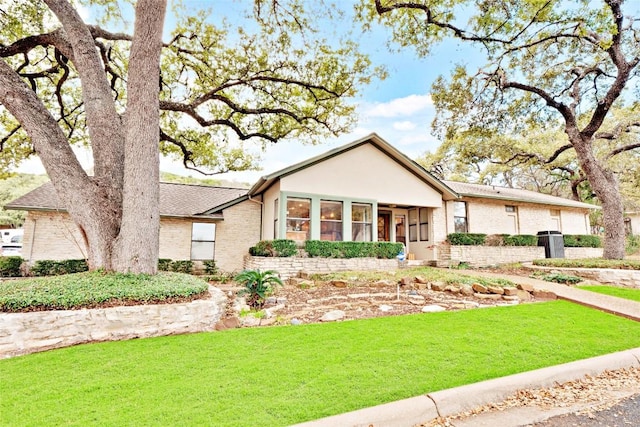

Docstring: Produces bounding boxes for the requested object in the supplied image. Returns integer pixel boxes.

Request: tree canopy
[361,0,640,258]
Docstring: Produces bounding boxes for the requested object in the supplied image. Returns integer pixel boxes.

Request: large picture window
[286,198,310,241]
[454,201,468,233]
[352,203,372,241]
[191,222,216,260]
[321,200,343,241]
[419,208,429,241]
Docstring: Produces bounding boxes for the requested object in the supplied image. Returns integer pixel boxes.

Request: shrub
[531,271,583,285]
[158,259,172,271]
[0,256,23,277]
[234,269,283,309]
[203,260,218,275]
[249,240,297,257]
[503,234,537,246]
[304,240,402,259]
[626,235,640,255]
[533,258,640,270]
[170,260,193,274]
[563,234,602,248]
[30,259,88,276]
[447,233,487,245]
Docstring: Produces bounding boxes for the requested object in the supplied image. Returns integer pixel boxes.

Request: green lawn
[2,301,640,426]
[578,285,640,302]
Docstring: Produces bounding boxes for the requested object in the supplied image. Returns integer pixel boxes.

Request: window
[191,222,215,260]
[395,215,406,245]
[505,205,516,213]
[274,198,279,238]
[419,208,429,241]
[352,203,373,241]
[286,198,310,241]
[408,209,418,242]
[454,201,468,233]
[321,200,343,241]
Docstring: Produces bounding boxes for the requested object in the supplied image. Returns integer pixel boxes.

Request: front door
[378,211,391,241]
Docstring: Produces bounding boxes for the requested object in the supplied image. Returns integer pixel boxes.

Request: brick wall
[0,286,226,359]
[442,245,603,267]
[243,256,399,280]
[215,200,262,272]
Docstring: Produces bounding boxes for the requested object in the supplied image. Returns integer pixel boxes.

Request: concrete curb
[292,347,640,427]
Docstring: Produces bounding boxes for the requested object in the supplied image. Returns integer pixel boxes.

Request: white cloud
[363,94,433,118]
[393,121,417,131]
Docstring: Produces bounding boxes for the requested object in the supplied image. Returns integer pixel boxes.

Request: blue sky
[17,0,480,184]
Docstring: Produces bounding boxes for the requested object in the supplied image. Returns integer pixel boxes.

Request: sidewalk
[293,272,640,427]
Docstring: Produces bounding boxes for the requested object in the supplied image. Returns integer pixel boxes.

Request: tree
[0,1,377,273]
[360,0,640,259]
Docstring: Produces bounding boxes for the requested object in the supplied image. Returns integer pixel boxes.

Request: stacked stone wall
[243,256,399,280]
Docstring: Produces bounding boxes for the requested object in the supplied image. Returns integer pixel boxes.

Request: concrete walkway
[293,271,640,427]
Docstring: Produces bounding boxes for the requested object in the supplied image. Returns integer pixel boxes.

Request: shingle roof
[5,182,248,218]
[443,180,599,210]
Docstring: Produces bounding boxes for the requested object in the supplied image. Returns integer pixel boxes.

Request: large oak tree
[0,0,376,273]
[361,0,640,259]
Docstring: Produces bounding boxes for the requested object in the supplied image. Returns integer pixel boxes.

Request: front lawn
[578,285,640,302]
[2,300,640,426]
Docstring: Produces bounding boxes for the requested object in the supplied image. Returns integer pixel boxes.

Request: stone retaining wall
[0,286,227,359]
[243,255,399,279]
[444,245,604,267]
[532,266,640,289]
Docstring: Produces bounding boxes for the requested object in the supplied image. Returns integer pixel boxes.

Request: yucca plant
[234,269,283,309]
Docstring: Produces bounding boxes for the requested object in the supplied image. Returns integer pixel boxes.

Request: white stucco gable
[280,143,444,207]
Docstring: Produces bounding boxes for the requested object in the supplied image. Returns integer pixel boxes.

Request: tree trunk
[112,0,167,274]
[572,134,626,259]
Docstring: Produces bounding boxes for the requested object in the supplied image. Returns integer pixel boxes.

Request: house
[626,212,640,236]
[6,133,597,271]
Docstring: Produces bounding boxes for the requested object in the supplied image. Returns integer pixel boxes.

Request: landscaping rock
[422,305,446,313]
[431,281,446,291]
[241,316,262,327]
[215,316,240,330]
[532,290,558,300]
[474,293,502,300]
[444,285,460,293]
[320,310,346,322]
[487,285,504,295]
[415,282,428,290]
[502,295,519,302]
[331,280,348,288]
[472,283,489,294]
[516,290,533,301]
[414,276,428,284]
[379,305,394,312]
[298,271,310,279]
[503,287,518,296]
[460,285,474,296]
[399,277,413,286]
[372,280,393,288]
[290,318,303,325]
[517,283,535,292]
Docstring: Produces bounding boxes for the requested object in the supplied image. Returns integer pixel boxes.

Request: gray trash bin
[537,231,565,258]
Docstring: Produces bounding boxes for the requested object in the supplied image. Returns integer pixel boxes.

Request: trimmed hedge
[504,234,538,246]
[158,259,193,274]
[0,256,23,277]
[304,240,403,259]
[249,240,297,257]
[563,234,602,248]
[30,259,88,277]
[447,233,487,245]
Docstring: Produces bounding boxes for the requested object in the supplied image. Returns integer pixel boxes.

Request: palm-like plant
[234,269,283,309]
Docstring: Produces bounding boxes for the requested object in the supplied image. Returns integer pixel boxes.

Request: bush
[563,234,602,248]
[170,260,193,274]
[249,240,297,257]
[503,234,538,246]
[0,256,23,277]
[304,240,402,259]
[234,269,283,309]
[447,233,487,245]
[158,259,172,271]
[533,258,640,270]
[626,235,640,255]
[203,260,218,275]
[30,259,88,276]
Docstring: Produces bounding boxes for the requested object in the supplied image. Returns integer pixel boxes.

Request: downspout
[28,218,36,261]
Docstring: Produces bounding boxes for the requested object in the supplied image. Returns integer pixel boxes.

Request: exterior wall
[444,246,603,267]
[214,200,262,272]
[280,144,443,207]
[261,183,281,240]
[21,211,87,261]
[463,198,591,236]
[0,286,226,359]
[627,213,640,236]
[243,255,399,280]
[159,217,192,260]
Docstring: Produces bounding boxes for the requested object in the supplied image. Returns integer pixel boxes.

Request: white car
[1,235,22,256]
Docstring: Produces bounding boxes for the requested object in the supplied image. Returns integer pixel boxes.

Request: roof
[443,180,599,210]
[5,182,249,219]
[247,133,459,200]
